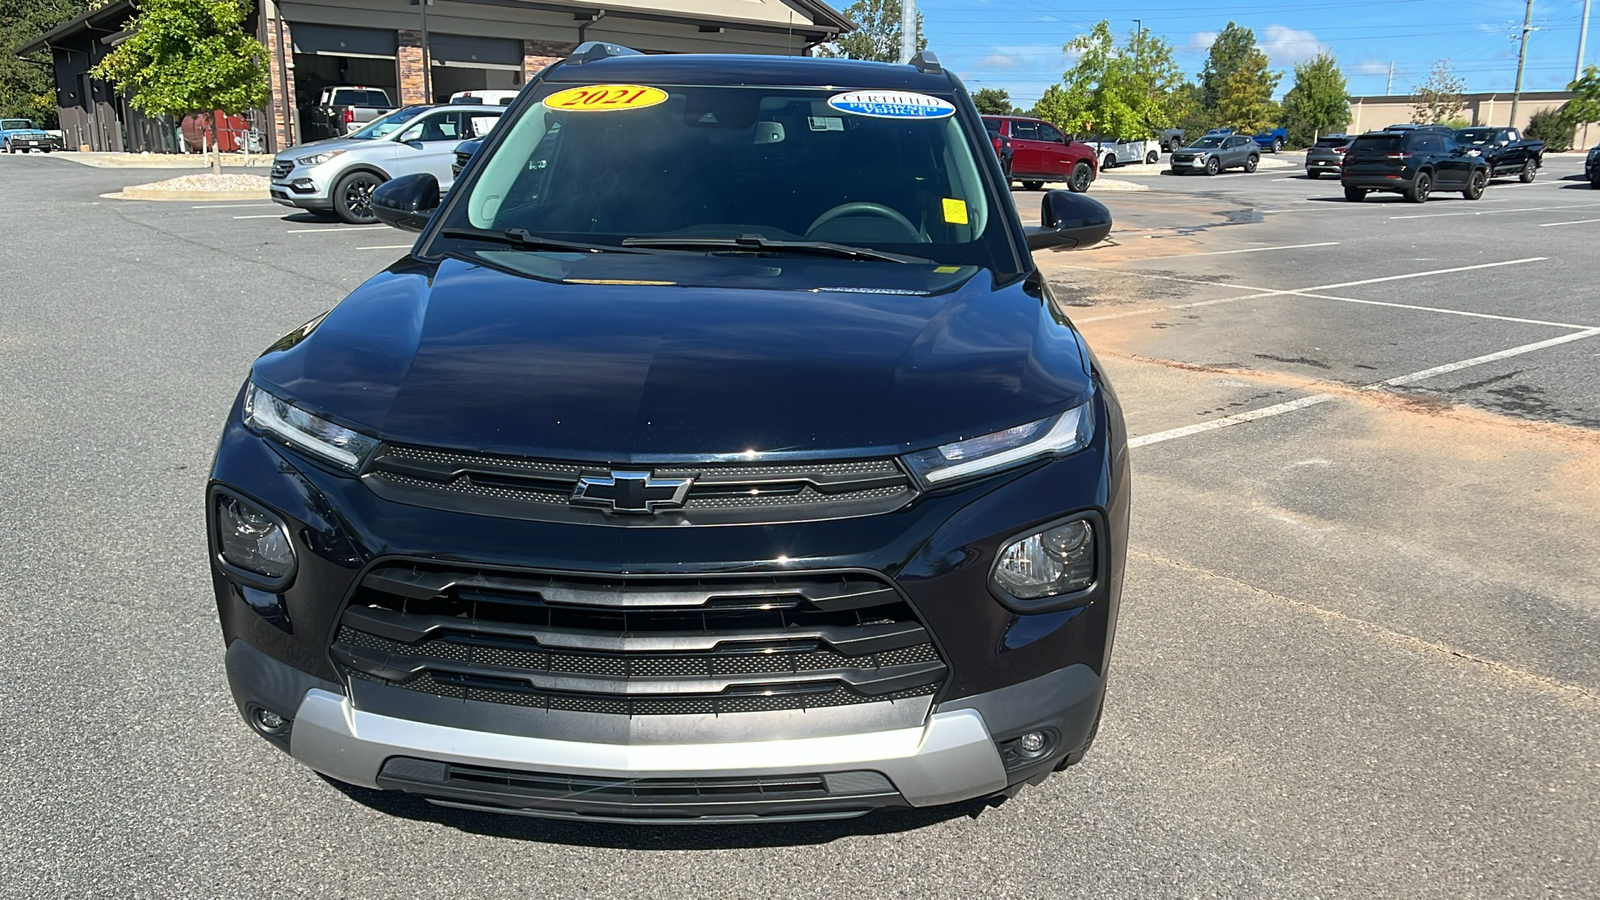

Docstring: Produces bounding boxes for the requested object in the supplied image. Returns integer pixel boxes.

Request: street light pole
[418,0,433,104]
[1579,0,1593,81]
[899,0,916,64]
[1510,0,1534,127]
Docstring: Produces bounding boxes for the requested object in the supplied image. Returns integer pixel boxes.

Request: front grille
[361,443,918,525]
[271,160,293,180]
[332,561,947,716]
[376,757,903,822]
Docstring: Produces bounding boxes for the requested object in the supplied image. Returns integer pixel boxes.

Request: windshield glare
[348,106,427,140]
[1457,129,1494,144]
[1190,136,1225,148]
[449,84,1011,270]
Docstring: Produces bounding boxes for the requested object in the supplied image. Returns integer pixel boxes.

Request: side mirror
[1024,190,1112,252]
[372,173,439,232]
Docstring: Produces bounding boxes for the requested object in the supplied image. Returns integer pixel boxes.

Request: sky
[916,0,1598,108]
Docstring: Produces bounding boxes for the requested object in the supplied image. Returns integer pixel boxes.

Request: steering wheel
[806,202,926,242]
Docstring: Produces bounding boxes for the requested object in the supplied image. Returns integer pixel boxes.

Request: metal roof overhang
[15,0,135,57]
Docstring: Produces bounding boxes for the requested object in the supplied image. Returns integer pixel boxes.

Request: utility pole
[1510,0,1534,127]
[1579,0,1593,81]
[1386,61,1394,96]
[899,0,916,64]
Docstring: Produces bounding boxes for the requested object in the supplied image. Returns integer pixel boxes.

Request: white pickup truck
[302,86,396,141]
[1081,136,1160,170]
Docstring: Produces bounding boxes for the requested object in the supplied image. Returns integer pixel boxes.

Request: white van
[449,89,519,107]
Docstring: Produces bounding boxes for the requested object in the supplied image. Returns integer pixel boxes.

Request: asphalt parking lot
[2,152,1598,898]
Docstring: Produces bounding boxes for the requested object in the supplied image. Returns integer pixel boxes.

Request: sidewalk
[55,151,273,169]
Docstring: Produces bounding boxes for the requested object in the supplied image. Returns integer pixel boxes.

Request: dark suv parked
[1340,129,1489,203]
[1304,134,1352,178]
[210,43,1129,824]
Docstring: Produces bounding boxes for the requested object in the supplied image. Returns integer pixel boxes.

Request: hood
[276,136,372,159]
[251,254,1093,461]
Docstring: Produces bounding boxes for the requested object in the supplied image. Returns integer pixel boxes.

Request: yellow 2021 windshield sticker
[544,84,667,112]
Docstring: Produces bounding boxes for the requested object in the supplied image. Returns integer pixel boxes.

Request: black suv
[208,43,1128,824]
[1340,129,1490,203]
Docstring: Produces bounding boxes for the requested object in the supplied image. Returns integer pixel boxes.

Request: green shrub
[1525,108,1573,151]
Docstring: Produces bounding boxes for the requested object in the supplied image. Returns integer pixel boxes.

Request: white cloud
[968,44,1072,72]
[1188,31,1218,53]
[1261,25,1327,67]
[1353,60,1391,77]
[978,54,1019,69]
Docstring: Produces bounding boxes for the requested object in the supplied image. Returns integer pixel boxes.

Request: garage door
[292,24,398,59]
[429,34,523,70]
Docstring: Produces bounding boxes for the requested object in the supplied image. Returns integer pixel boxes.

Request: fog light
[1018,731,1048,755]
[216,494,294,580]
[993,519,1095,600]
[250,705,290,735]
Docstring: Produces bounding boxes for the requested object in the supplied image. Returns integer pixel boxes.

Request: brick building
[18,0,852,153]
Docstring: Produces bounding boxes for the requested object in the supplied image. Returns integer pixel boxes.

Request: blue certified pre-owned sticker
[826,90,956,120]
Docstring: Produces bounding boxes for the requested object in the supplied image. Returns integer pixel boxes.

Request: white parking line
[191,203,277,209]
[285,225,388,233]
[1305,257,1547,291]
[233,214,286,219]
[1291,292,1595,330]
[1538,218,1600,227]
[1130,241,1339,262]
[1376,328,1600,386]
[1130,327,1600,448]
[1388,204,1600,220]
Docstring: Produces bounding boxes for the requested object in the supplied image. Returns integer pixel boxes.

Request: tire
[1205,157,1221,176]
[1102,154,1115,171]
[1068,163,1092,193]
[1406,171,1432,203]
[41,147,52,153]
[1021,180,1044,192]
[1244,155,1259,173]
[1307,170,1321,179]
[1146,150,1159,164]
[1272,139,1283,153]
[1591,176,1600,190]
[1344,186,1367,202]
[332,170,384,224]
[1519,160,1536,183]
[1463,168,1487,200]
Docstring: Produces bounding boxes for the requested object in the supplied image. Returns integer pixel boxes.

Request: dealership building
[18,0,851,154]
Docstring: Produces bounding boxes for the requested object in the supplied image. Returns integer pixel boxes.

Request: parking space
[3,152,1599,898]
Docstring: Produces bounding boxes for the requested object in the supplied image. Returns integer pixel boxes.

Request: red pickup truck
[982,115,1098,193]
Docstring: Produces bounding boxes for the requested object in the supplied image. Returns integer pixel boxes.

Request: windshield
[2,119,35,130]
[347,106,427,140]
[1189,136,1225,149]
[332,89,389,107]
[445,83,1013,270]
[1350,134,1403,154]
[1313,137,1349,148]
[1456,129,1495,145]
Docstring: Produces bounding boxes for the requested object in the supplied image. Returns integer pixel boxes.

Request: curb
[101,189,271,201]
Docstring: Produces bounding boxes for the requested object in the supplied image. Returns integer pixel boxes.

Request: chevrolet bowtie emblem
[571,470,693,514]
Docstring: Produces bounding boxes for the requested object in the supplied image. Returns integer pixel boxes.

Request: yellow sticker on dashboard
[942,197,970,225]
[543,84,668,112]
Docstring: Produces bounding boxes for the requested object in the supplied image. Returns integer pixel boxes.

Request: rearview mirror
[1024,190,1112,252]
[372,173,440,232]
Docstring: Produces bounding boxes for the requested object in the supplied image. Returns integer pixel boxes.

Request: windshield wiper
[439,226,650,255]
[619,234,931,264]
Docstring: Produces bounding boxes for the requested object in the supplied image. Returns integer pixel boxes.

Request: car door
[1036,122,1074,177]
[391,109,502,189]
[1430,135,1471,186]
[1220,135,1244,168]
[1007,119,1044,176]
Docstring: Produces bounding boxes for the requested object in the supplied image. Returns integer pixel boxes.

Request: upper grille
[361,443,918,526]
[332,562,947,717]
[271,159,293,180]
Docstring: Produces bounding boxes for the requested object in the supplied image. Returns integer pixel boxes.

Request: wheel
[1102,154,1115,171]
[1272,139,1283,153]
[1519,160,1536,183]
[1406,170,1432,203]
[1591,176,1600,190]
[1145,150,1159,165]
[1205,157,1221,176]
[1344,186,1367,202]
[1244,155,1259,173]
[332,170,384,224]
[1021,180,1044,192]
[1067,162,1092,193]
[41,147,52,153]
[1307,170,1321,179]
[1463,168,1487,200]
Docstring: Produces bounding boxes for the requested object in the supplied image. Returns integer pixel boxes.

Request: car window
[1191,136,1225,148]
[403,110,498,143]
[1010,120,1040,140]
[1351,134,1403,154]
[1313,137,1348,148]
[1413,135,1444,153]
[1037,123,1066,143]
[2,119,33,130]
[983,120,1001,138]
[453,83,1012,269]
[347,106,428,139]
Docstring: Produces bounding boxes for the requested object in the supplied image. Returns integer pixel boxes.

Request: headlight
[295,150,344,166]
[244,383,378,471]
[214,492,295,581]
[993,518,1096,600]
[903,400,1094,485]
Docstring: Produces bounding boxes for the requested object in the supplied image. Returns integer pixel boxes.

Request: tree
[1030,84,1073,129]
[1411,60,1466,124]
[1,0,89,127]
[1525,108,1572,151]
[1199,22,1281,132]
[92,0,269,173]
[1042,21,1184,136]
[817,0,925,63]
[972,88,1017,116]
[1281,52,1350,146]
[1557,65,1600,133]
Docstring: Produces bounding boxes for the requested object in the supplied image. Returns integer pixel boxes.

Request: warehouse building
[18,0,851,153]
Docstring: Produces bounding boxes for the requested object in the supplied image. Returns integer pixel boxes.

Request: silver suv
[271,104,504,223]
